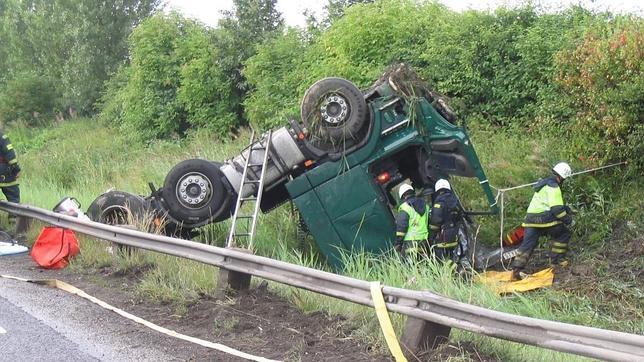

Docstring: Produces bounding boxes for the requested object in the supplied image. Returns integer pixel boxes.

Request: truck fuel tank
[220,127,306,198]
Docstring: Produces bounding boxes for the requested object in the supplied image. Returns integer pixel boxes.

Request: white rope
[488,161,627,270]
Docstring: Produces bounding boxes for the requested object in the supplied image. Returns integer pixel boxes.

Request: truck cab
[88,65,497,268]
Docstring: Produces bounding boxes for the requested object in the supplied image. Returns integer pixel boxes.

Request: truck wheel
[161,159,230,228]
[87,191,147,225]
[301,77,368,147]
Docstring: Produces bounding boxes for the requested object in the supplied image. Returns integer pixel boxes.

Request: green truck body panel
[291,165,395,267]
[286,86,496,268]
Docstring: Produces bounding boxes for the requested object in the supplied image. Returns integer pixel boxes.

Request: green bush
[244,2,606,130]
[243,29,311,130]
[100,13,239,140]
[554,17,643,169]
[0,0,159,117]
[0,72,60,126]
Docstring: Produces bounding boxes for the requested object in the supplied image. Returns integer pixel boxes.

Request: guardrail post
[216,248,252,296]
[15,216,31,239]
[401,303,450,355]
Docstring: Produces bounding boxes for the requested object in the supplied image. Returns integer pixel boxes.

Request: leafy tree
[555,17,644,168]
[244,29,310,129]
[325,0,374,22]
[0,72,60,126]
[62,0,162,113]
[100,13,239,140]
[216,0,284,119]
[0,0,160,124]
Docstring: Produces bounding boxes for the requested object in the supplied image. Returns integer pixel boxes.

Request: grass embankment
[9,119,643,361]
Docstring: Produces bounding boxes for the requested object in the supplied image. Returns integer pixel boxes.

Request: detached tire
[161,159,230,228]
[87,191,147,225]
[301,77,368,149]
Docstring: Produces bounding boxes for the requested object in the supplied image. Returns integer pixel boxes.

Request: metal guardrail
[3,201,643,361]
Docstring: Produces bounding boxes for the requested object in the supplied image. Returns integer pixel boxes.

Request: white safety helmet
[398,183,414,199]
[552,162,572,179]
[435,179,451,191]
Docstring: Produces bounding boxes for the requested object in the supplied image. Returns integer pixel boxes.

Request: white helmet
[398,183,414,199]
[435,179,451,191]
[552,162,572,179]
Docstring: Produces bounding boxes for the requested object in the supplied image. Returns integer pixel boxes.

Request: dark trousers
[1,184,23,236]
[398,240,429,261]
[432,245,457,263]
[511,224,571,270]
[1,184,20,203]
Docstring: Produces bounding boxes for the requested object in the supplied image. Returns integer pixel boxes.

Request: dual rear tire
[160,159,232,228]
[301,77,370,152]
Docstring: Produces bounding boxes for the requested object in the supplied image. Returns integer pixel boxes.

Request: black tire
[87,191,147,225]
[161,159,230,228]
[301,77,368,149]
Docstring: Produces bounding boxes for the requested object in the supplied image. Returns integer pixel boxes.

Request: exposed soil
[0,253,493,361]
[504,222,644,331]
[554,230,644,325]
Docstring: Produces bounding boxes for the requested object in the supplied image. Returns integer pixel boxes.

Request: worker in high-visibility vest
[511,162,573,281]
[0,130,22,238]
[394,183,429,260]
[429,179,462,263]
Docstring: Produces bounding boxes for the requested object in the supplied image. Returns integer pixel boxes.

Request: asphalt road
[0,276,189,361]
[0,255,224,362]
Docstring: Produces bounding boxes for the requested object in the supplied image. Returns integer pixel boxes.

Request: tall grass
[7,119,642,360]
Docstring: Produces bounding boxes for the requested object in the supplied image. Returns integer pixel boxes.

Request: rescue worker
[0,130,22,235]
[511,162,573,280]
[394,183,429,260]
[429,179,461,263]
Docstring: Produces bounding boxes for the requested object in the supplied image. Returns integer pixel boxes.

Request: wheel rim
[101,206,129,225]
[319,93,350,126]
[176,172,213,209]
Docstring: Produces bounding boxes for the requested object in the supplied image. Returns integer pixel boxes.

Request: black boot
[511,268,523,281]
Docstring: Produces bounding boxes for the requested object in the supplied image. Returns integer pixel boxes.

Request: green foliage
[554,17,644,169]
[0,72,60,126]
[0,0,160,117]
[215,0,285,119]
[100,13,240,140]
[243,29,310,130]
[245,0,445,129]
[325,0,375,23]
[244,0,641,170]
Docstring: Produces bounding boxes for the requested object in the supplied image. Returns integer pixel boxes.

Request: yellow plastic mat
[476,268,554,294]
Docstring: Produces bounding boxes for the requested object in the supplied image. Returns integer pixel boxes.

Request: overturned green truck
[88,65,498,268]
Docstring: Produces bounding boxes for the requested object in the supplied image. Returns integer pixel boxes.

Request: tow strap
[0,275,279,362]
[370,281,408,362]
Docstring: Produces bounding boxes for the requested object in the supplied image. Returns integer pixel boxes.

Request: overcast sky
[165,0,643,28]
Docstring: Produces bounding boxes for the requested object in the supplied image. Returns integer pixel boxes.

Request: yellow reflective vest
[522,177,568,228]
[398,202,429,241]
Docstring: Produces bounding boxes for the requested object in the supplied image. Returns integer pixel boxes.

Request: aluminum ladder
[226,130,272,250]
